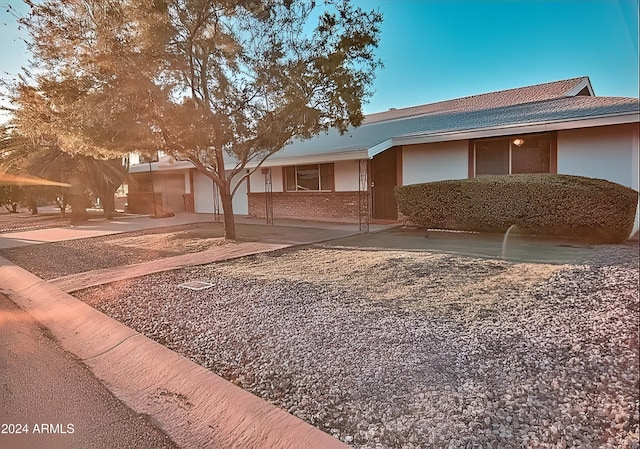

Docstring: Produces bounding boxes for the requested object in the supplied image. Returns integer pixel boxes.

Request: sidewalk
[0,213,389,249]
[49,241,290,293]
[0,213,216,249]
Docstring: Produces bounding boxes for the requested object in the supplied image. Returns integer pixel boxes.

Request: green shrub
[394,174,639,243]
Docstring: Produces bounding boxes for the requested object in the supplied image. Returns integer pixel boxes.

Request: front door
[371,148,398,220]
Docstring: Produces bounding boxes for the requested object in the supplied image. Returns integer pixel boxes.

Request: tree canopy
[0,124,129,219]
[10,0,383,238]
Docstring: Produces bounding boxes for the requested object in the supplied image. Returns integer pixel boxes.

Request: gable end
[564,77,594,97]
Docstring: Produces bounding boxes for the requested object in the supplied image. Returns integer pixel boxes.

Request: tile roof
[267,93,638,163]
[400,95,639,137]
[363,76,593,124]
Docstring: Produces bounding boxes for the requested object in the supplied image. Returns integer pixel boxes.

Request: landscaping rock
[72,242,639,448]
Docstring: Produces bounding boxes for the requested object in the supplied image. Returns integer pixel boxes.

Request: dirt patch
[102,226,229,253]
[210,247,564,319]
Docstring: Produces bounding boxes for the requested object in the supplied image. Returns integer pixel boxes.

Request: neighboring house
[128,76,639,234]
[128,155,249,217]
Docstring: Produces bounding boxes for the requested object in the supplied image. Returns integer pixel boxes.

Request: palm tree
[0,126,129,220]
[83,156,129,219]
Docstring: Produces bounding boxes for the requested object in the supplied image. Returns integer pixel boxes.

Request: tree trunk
[28,198,38,215]
[69,181,88,224]
[220,185,236,240]
[55,195,67,217]
[101,192,116,220]
[69,194,88,224]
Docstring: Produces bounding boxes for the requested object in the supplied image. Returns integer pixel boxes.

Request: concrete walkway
[317,227,628,265]
[44,216,390,293]
[0,213,388,249]
[0,213,217,249]
[49,241,290,293]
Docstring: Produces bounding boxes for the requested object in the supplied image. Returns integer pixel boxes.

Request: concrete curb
[0,256,349,449]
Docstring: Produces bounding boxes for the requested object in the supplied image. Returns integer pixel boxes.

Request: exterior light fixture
[512,138,525,147]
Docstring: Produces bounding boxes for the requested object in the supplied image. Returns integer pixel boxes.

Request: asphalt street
[0,293,178,449]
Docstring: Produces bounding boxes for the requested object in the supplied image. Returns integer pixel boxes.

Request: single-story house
[128,76,639,234]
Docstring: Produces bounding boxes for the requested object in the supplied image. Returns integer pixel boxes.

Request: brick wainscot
[248,192,361,222]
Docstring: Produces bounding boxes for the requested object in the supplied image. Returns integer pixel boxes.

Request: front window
[475,138,509,176]
[475,133,550,176]
[285,164,334,191]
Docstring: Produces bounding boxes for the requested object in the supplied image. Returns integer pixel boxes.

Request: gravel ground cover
[0,208,126,233]
[0,210,71,232]
[0,222,229,279]
[72,240,639,448]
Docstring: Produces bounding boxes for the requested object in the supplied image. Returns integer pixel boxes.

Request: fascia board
[542,112,638,131]
[157,160,195,170]
[129,164,152,173]
[244,149,369,168]
[129,160,195,173]
[367,140,394,158]
[385,112,639,147]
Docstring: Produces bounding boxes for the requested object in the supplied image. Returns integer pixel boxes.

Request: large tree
[14,0,382,239]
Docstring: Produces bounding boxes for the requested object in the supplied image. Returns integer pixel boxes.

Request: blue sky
[1,0,638,117]
[356,0,639,113]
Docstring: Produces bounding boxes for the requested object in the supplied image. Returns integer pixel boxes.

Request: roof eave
[368,111,639,158]
[245,149,370,168]
[129,159,195,173]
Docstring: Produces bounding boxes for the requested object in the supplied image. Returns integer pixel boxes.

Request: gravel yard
[0,208,122,233]
[70,239,639,448]
[0,210,71,232]
[0,222,230,279]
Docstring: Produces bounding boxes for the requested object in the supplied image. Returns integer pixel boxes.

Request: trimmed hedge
[394,174,639,243]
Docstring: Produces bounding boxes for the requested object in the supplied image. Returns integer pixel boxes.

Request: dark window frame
[473,132,553,177]
[284,163,335,192]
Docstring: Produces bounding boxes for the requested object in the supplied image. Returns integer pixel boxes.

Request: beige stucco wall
[193,171,215,213]
[401,141,468,185]
[193,171,248,215]
[630,124,639,238]
[631,124,639,192]
[247,170,263,193]
[232,174,248,215]
[558,123,639,239]
[333,160,360,191]
[248,167,285,193]
[152,172,187,213]
[557,123,638,190]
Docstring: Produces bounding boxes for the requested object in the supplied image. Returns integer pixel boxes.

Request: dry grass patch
[110,229,229,253]
[212,246,565,319]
